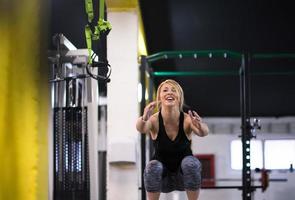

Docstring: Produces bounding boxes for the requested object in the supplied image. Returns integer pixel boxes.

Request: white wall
[107,11,139,200]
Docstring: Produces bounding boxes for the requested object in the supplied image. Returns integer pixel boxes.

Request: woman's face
[159,83,180,108]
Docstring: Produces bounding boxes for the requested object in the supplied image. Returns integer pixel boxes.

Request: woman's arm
[136,101,156,134]
[188,110,209,137]
[136,116,152,134]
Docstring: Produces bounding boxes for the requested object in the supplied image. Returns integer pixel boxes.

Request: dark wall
[140,0,295,117]
[49,0,105,54]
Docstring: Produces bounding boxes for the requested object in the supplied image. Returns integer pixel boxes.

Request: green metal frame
[146,50,242,63]
[253,53,295,59]
[146,50,295,77]
[152,70,295,77]
[152,70,239,77]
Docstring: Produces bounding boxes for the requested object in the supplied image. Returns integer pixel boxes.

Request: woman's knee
[181,156,202,173]
[144,160,163,192]
[145,160,164,176]
[181,156,202,190]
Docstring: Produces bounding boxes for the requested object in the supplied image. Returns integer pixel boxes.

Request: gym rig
[139,50,295,200]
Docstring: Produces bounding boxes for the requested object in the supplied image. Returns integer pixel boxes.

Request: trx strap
[84,0,112,81]
[85,0,94,23]
[84,0,112,64]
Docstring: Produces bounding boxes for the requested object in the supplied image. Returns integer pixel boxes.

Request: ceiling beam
[106,0,138,11]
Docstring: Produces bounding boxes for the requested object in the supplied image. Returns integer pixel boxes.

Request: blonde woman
[136,79,209,200]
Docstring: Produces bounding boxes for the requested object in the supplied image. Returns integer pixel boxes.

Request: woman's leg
[147,192,161,200]
[144,160,164,200]
[181,156,202,200]
[186,190,200,200]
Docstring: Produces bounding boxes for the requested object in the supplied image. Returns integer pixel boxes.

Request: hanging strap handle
[84,0,112,64]
[85,0,94,23]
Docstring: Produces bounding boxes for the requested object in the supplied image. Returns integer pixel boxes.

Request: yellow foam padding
[0,0,49,199]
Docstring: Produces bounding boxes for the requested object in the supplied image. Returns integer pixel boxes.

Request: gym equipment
[48,34,109,200]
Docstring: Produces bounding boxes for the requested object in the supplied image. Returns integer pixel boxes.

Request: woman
[136,79,209,200]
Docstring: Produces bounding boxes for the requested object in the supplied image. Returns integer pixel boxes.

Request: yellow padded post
[0,0,49,199]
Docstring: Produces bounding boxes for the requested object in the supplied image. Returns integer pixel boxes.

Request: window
[231,140,263,170]
[231,139,295,170]
[265,140,295,169]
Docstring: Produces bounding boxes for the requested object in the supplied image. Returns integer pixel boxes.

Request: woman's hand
[188,110,202,129]
[136,101,157,134]
[188,110,209,136]
[142,101,157,121]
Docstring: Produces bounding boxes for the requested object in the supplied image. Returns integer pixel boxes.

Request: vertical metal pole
[97,2,108,199]
[240,54,253,200]
[148,76,154,161]
[140,56,147,200]
[98,99,107,200]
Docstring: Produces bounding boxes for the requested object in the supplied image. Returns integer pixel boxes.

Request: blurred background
[0,0,294,200]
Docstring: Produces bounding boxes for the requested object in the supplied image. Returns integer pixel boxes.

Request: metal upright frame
[240,53,253,200]
[139,50,252,200]
[49,28,110,200]
[139,56,148,200]
[139,50,295,200]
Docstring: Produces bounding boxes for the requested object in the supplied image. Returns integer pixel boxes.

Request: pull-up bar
[146,50,243,63]
[152,70,295,77]
[152,70,239,77]
[146,50,295,63]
